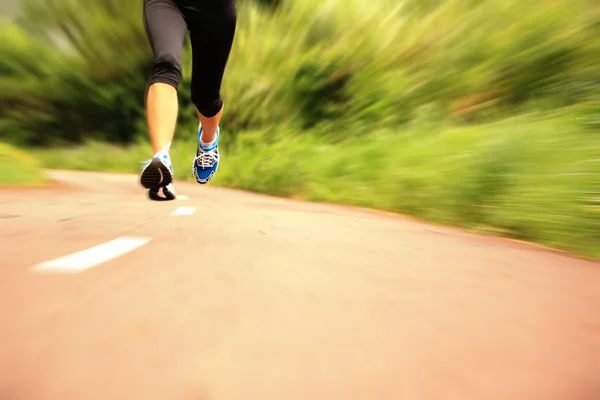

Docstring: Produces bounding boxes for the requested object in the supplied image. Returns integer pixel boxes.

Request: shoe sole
[163,185,176,200]
[148,186,176,201]
[141,158,172,190]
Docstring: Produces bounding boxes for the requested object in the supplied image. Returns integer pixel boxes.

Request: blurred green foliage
[1,0,600,145]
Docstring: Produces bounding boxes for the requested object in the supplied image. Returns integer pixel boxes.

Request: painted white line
[177,195,190,201]
[33,237,152,274]
[171,206,196,216]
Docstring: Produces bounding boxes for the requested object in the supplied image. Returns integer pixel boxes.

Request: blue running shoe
[192,125,220,184]
[140,149,176,200]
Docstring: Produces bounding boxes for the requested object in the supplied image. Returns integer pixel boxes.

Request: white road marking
[32,237,152,274]
[171,206,196,216]
[177,195,190,201]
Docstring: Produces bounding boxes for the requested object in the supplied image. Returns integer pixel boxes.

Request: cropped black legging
[143,0,236,118]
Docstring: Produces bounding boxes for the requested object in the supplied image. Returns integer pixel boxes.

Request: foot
[192,125,220,184]
[140,150,176,200]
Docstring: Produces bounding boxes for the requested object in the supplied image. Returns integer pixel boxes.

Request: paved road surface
[1,170,599,400]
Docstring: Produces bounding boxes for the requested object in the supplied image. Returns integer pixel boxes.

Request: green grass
[0,142,48,186]
[31,111,600,259]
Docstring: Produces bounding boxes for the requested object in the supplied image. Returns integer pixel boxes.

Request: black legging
[143,0,236,118]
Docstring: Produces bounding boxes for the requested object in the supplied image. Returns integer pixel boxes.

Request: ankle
[199,126,219,148]
[201,132,216,143]
[153,141,172,157]
[200,136,217,151]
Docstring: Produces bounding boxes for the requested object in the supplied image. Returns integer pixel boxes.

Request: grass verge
[0,142,48,186]
[31,112,600,259]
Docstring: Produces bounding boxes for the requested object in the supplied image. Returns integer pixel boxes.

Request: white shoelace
[194,147,218,168]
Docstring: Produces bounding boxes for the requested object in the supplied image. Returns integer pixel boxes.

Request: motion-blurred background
[1,0,598,258]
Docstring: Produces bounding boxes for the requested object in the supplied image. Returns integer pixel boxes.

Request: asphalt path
[0,170,598,400]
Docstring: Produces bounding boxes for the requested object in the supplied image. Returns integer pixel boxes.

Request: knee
[151,51,182,88]
[192,93,224,118]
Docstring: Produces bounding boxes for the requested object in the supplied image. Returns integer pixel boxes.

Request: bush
[1,0,599,146]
